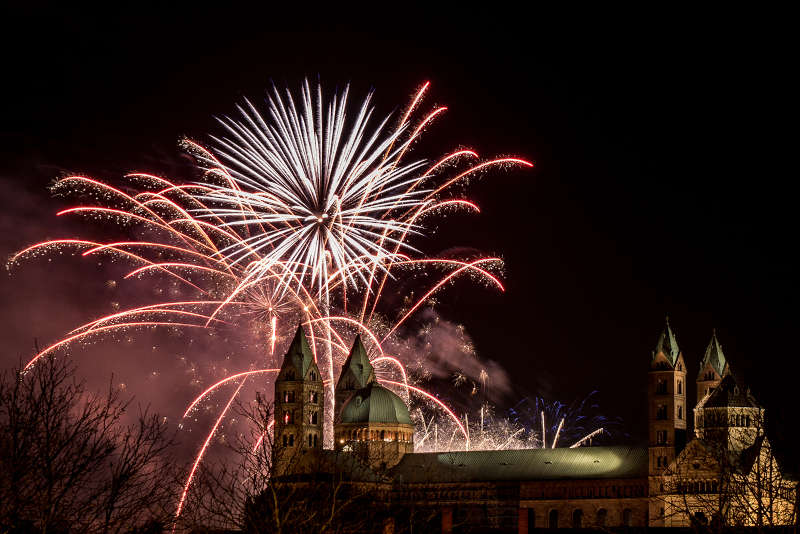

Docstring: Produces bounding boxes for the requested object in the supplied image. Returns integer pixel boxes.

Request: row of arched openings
[676,480,719,494]
[339,428,412,442]
[280,432,320,448]
[528,508,633,529]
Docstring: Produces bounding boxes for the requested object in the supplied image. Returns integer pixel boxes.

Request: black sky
[2,9,797,466]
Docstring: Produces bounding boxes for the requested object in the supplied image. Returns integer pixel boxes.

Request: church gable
[665,439,720,478]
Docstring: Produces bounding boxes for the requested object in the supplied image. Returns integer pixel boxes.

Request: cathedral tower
[648,318,688,472]
[334,334,376,423]
[273,325,324,459]
[696,329,729,403]
[647,318,688,525]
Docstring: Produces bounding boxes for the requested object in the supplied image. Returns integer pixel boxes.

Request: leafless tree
[180,392,388,534]
[0,357,180,534]
[657,408,797,532]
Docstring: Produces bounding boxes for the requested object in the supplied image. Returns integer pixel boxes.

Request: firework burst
[10,80,533,524]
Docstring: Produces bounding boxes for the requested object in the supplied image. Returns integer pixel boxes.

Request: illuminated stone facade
[274,322,797,532]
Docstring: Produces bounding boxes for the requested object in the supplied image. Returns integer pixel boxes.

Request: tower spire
[283,324,315,378]
[653,316,680,366]
[700,329,727,378]
[334,334,377,423]
[696,329,729,404]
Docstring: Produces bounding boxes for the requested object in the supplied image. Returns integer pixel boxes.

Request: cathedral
[271,321,797,532]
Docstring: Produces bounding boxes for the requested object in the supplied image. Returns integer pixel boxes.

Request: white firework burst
[192,80,431,297]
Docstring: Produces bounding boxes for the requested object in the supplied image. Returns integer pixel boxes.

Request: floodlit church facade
[272,322,797,532]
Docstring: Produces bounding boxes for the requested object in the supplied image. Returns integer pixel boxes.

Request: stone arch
[596,508,607,527]
[623,508,632,526]
[548,509,558,529]
[572,509,583,528]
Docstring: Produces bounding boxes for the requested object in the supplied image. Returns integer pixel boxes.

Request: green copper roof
[698,330,727,378]
[282,325,315,378]
[340,382,412,425]
[390,446,647,483]
[653,317,680,366]
[336,335,376,392]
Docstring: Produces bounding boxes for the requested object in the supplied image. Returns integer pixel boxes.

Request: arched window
[309,433,313,447]
[572,509,583,528]
[657,405,667,420]
[548,510,558,529]
[380,430,385,440]
[310,371,316,381]
[623,508,632,526]
[678,380,682,394]
[310,411,318,424]
[678,405,683,419]
[282,434,287,446]
[656,379,667,394]
[288,434,294,446]
[313,434,318,447]
[596,509,607,527]
[692,512,707,526]
[283,411,291,424]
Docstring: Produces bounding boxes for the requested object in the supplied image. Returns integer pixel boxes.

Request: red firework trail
[9,80,532,523]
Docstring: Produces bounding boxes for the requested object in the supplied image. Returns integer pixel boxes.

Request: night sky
[2,10,797,467]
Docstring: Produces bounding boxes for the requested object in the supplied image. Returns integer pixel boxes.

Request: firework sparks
[10,80,533,523]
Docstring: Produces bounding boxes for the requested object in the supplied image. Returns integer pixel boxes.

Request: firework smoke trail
[9,80,532,521]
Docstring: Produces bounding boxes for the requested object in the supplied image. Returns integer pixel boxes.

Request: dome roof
[340,383,411,425]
